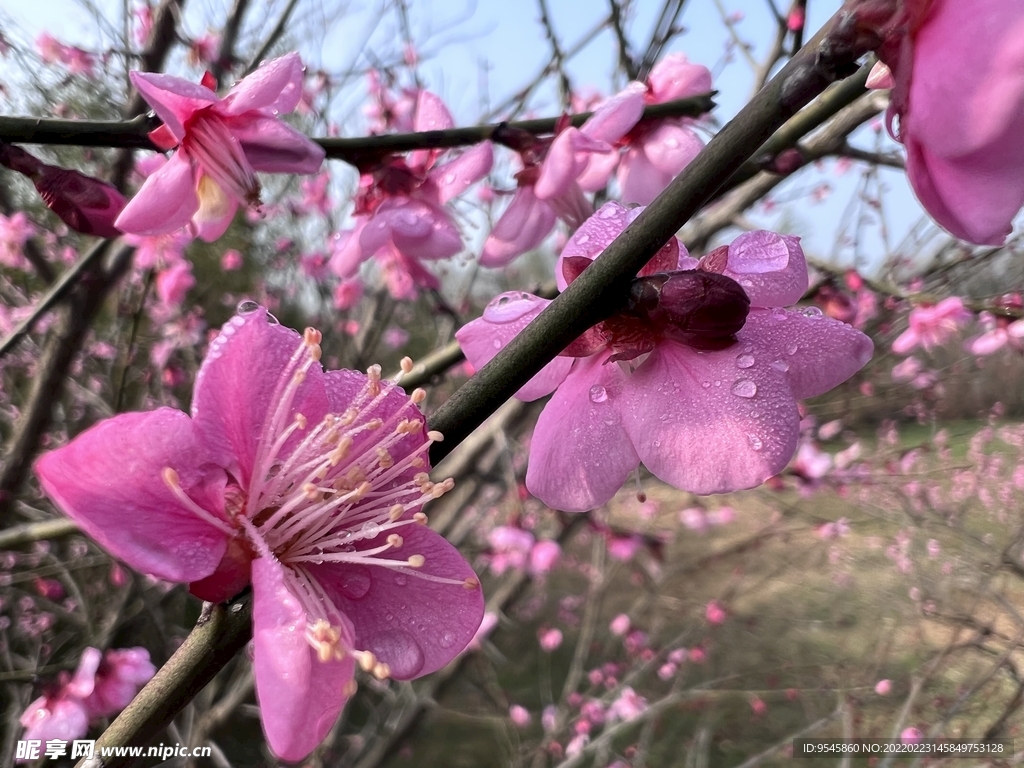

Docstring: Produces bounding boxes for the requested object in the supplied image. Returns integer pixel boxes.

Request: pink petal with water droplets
[190,308,329,487]
[432,142,493,205]
[230,114,326,174]
[647,54,713,102]
[739,309,874,400]
[408,91,456,171]
[618,145,671,205]
[526,355,639,511]
[129,71,218,141]
[480,187,556,267]
[329,222,369,278]
[252,557,355,763]
[535,128,591,200]
[34,409,229,583]
[221,53,304,116]
[456,292,573,400]
[620,341,800,494]
[363,198,463,261]
[642,122,703,175]
[576,148,620,192]
[114,150,198,236]
[314,523,484,679]
[723,231,808,307]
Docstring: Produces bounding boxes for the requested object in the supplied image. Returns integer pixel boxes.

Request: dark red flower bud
[629,270,750,339]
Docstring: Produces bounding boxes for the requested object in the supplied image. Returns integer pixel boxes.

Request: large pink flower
[458,202,873,511]
[35,306,484,761]
[870,0,1024,244]
[115,53,325,242]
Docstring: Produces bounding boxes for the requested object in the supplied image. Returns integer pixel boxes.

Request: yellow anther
[366,418,383,430]
[388,504,404,521]
[303,483,320,500]
[410,388,426,404]
[396,419,419,434]
[340,408,358,426]
[427,430,444,442]
[372,662,391,680]
[387,533,404,549]
[307,620,343,663]
[292,369,307,385]
[352,481,372,501]
[366,365,382,396]
[413,472,430,486]
[161,467,181,488]
[343,678,358,697]
[463,577,480,590]
[376,447,394,469]
[407,554,425,568]
[354,650,377,672]
[294,413,308,429]
[411,457,425,468]
[400,357,414,373]
[413,512,428,525]
[304,327,323,346]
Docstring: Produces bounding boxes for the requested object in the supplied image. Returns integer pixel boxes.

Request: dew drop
[598,206,617,219]
[732,379,757,398]
[786,341,799,355]
[482,292,537,323]
[443,172,457,185]
[337,566,372,600]
[438,631,456,649]
[589,385,608,403]
[393,572,408,586]
[714,380,722,387]
[236,300,260,315]
[770,307,788,322]
[368,630,425,678]
[361,521,382,539]
[492,339,501,349]
[701,381,711,388]
[266,312,280,325]
[802,306,824,319]
[771,359,790,372]
[736,353,755,369]
[748,434,764,451]
[576,234,590,244]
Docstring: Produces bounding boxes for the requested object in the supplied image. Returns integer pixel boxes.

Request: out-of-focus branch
[243,0,301,76]
[427,10,875,463]
[0,517,80,549]
[636,0,687,81]
[606,0,638,80]
[210,0,252,86]
[538,0,573,106]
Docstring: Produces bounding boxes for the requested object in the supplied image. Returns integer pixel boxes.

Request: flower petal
[129,71,218,142]
[722,231,808,307]
[618,144,672,205]
[221,53,304,116]
[313,523,484,679]
[252,557,354,762]
[191,308,329,487]
[582,83,646,143]
[620,341,800,494]
[738,308,874,400]
[480,187,556,267]
[329,221,369,278]
[456,292,573,400]
[34,409,229,583]
[361,198,463,261]
[526,355,639,511]
[642,122,703,176]
[230,114,326,174]
[114,150,198,236]
[431,142,494,205]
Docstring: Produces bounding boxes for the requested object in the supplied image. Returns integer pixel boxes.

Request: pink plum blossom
[488,526,535,575]
[34,306,483,761]
[480,89,646,267]
[705,600,727,625]
[20,647,155,747]
[115,54,325,242]
[221,248,243,270]
[792,440,833,481]
[965,312,1024,355]
[457,202,873,511]
[875,679,892,695]
[891,297,972,354]
[0,211,35,268]
[607,687,647,722]
[609,614,631,636]
[330,90,492,294]
[156,260,195,307]
[539,627,563,651]
[529,540,562,574]
[615,54,712,205]
[509,704,532,727]
[867,0,1024,244]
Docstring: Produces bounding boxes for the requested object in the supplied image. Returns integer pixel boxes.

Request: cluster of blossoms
[20,647,155,746]
[35,306,484,760]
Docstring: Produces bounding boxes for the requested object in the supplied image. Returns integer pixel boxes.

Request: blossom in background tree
[867,0,1024,244]
[458,202,873,511]
[35,306,484,761]
[19,647,155,748]
[890,296,972,354]
[115,53,325,242]
[330,90,493,296]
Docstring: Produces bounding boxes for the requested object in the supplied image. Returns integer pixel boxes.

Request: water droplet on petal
[701,381,711,388]
[736,354,755,369]
[393,572,408,586]
[748,434,764,451]
[576,234,590,244]
[770,307,788,321]
[438,631,456,649]
[266,312,280,325]
[598,206,617,219]
[771,359,790,372]
[337,566,372,600]
[492,339,501,349]
[237,300,260,315]
[443,172,456,185]
[786,341,799,355]
[589,385,608,403]
[361,521,382,539]
[368,630,425,678]
[802,306,823,319]
[482,292,538,323]
[732,379,757,398]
